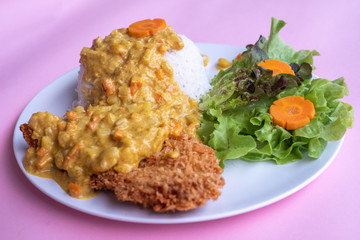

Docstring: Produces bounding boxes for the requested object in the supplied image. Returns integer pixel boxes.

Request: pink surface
[1,0,359,239]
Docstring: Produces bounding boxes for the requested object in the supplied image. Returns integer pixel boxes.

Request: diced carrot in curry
[170,120,182,137]
[86,121,98,131]
[113,128,125,140]
[66,111,78,121]
[35,156,51,170]
[63,142,83,170]
[69,183,82,198]
[155,69,164,80]
[130,80,142,96]
[102,78,116,97]
[36,147,48,158]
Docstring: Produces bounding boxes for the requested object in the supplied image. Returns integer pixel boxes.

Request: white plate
[13,43,343,224]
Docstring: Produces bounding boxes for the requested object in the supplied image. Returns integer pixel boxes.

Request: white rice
[164,34,210,100]
[75,34,209,107]
[74,65,89,108]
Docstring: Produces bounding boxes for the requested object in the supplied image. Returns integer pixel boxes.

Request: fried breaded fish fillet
[90,132,225,212]
[20,124,37,148]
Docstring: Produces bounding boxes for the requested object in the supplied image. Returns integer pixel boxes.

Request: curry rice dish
[20,19,225,212]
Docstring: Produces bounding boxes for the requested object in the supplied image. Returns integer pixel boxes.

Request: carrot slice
[128,18,166,38]
[235,53,242,62]
[258,59,295,76]
[270,96,315,130]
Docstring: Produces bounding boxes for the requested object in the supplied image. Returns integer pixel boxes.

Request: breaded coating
[90,132,225,212]
[20,124,38,148]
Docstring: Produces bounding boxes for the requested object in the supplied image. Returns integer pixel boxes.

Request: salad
[198,17,354,167]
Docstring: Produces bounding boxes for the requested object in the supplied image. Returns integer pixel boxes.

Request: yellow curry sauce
[23,26,200,198]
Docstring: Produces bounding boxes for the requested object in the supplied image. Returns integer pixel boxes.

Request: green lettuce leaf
[291,78,354,141]
[262,17,320,66]
[198,76,354,165]
[239,35,269,68]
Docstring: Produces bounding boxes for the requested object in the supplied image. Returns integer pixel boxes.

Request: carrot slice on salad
[270,96,315,130]
[128,19,166,37]
[258,59,295,76]
[235,53,242,61]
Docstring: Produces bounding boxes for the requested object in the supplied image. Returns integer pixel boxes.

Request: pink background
[1,0,359,239]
